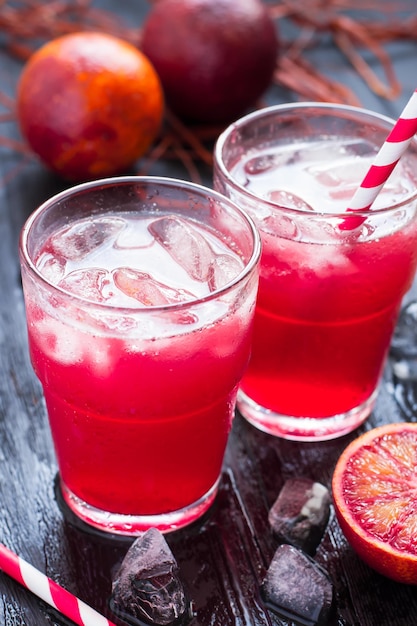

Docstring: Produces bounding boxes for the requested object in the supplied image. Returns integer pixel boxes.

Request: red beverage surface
[28,315,251,515]
[25,214,254,516]
[231,140,417,422]
[241,227,417,418]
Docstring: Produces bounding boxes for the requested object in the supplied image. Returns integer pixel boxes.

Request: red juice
[243,225,417,418]
[28,310,251,516]
[225,136,417,438]
[20,196,259,533]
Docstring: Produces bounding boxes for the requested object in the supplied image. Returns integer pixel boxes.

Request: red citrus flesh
[332,422,417,585]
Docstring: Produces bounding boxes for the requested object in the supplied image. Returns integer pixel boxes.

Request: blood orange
[141,0,278,124]
[332,422,417,584]
[17,32,164,181]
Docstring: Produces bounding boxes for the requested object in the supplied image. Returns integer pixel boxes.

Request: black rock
[268,477,331,554]
[262,544,333,626]
[111,527,187,625]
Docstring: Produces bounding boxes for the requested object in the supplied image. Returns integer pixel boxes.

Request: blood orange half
[332,422,417,585]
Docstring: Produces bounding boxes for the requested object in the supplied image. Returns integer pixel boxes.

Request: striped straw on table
[0,542,117,626]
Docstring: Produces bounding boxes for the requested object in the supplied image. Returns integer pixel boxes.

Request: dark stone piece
[262,544,333,626]
[111,527,187,625]
[268,477,331,554]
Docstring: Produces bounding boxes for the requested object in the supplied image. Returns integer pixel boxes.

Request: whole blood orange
[141,0,278,124]
[332,423,417,584]
[17,32,164,181]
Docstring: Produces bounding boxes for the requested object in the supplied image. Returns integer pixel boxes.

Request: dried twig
[163,110,214,167]
[331,14,402,99]
[268,0,413,102]
[0,136,31,153]
[0,0,416,182]
[0,0,139,59]
[275,55,362,106]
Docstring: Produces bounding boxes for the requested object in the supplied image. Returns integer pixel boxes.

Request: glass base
[60,478,219,536]
[237,387,378,441]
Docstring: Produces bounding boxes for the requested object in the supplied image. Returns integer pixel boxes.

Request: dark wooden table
[1,2,417,625]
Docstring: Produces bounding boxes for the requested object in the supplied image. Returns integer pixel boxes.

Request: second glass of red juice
[19,176,260,534]
[214,103,417,441]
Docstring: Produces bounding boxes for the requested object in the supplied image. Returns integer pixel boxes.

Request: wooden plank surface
[1,2,417,624]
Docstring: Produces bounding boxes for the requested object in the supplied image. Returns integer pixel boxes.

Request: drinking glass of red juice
[19,176,260,534]
[214,103,417,441]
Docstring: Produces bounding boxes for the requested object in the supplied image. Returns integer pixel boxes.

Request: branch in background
[274,55,362,106]
[0,0,416,182]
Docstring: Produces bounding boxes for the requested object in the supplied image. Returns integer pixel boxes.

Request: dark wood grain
[1,2,417,625]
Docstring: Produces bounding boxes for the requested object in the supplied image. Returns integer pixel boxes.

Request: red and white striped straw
[0,542,117,626]
[348,89,417,214]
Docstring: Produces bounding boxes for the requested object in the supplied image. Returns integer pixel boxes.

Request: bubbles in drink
[48,216,126,260]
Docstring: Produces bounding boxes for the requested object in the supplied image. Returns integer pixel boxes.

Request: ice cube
[49,217,126,261]
[373,175,410,209]
[244,152,285,176]
[268,478,331,555]
[113,267,196,306]
[267,190,315,212]
[262,544,333,626]
[149,216,213,281]
[259,212,299,240]
[35,315,85,366]
[111,527,187,626]
[34,315,113,375]
[207,254,243,291]
[298,140,364,164]
[114,220,154,249]
[307,161,363,189]
[58,268,111,303]
[36,253,67,284]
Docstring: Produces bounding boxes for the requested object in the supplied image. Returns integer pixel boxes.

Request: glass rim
[19,175,262,313]
[214,101,417,217]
